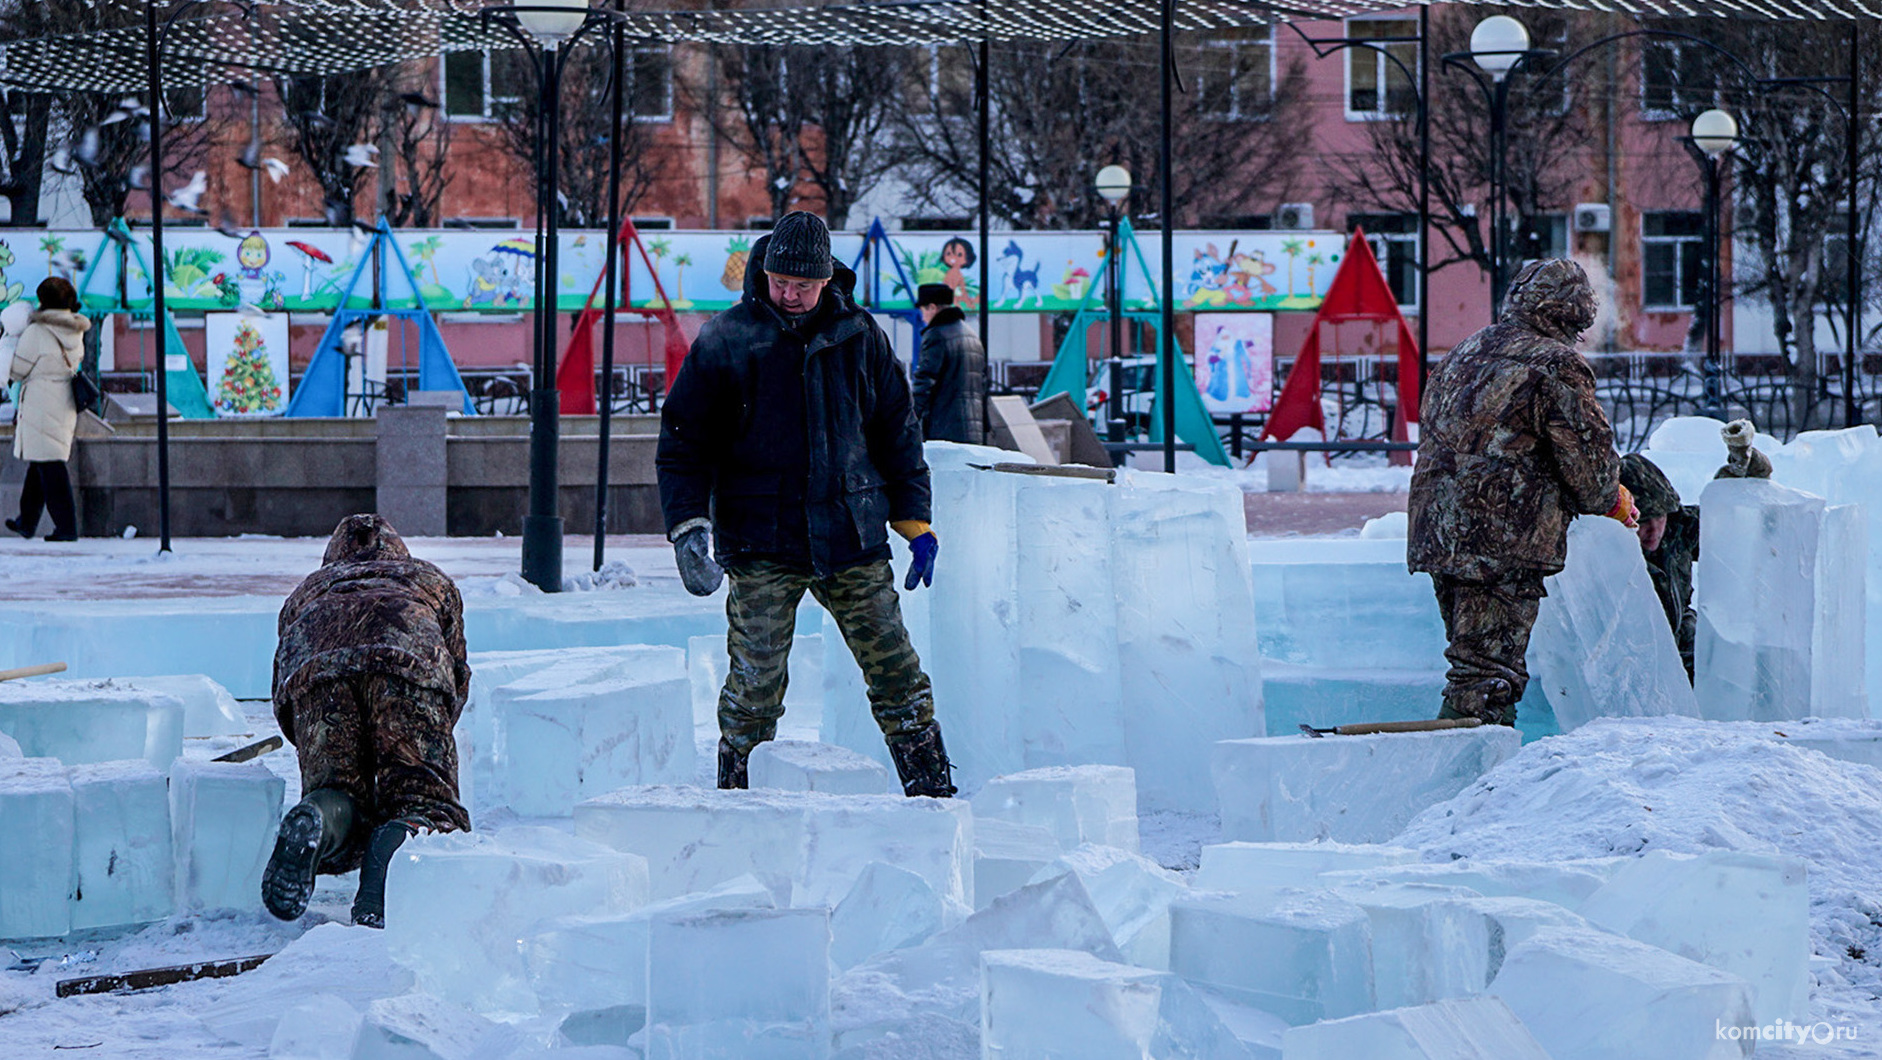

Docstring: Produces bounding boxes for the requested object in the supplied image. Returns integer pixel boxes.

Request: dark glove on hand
[674,525,724,597]
[904,531,938,591]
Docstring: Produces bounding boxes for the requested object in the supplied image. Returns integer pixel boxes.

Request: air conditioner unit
[1572,203,1612,233]
[1273,203,1315,231]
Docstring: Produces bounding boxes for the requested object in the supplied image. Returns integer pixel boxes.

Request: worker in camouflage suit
[263,513,472,928]
[657,211,955,798]
[1408,258,1637,725]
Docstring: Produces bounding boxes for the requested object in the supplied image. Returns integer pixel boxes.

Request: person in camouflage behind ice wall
[1407,258,1636,726]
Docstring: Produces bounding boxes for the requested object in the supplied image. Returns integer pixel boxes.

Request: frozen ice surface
[351,991,522,1060]
[0,756,73,938]
[1578,849,1810,1024]
[0,597,281,698]
[751,740,892,795]
[69,760,172,930]
[974,765,1140,854]
[831,861,948,970]
[973,817,1061,910]
[1773,716,1882,769]
[645,906,831,1060]
[117,673,248,738]
[266,993,362,1060]
[1279,996,1552,1060]
[1212,727,1520,843]
[688,633,823,736]
[979,949,1252,1060]
[201,923,415,1048]
[1193,841,1420,894]
[1696,478,1867,720]
[1029,844,1188,970]
[1246,539,1444,672]
[1260,665,1445,738]
[385,826,651,1018]
[1491,926,1755,1060]
[0,730,18,758]
[1526,517,1701,730]
[169,757,283,915]
[1319,859,1620,911]
[573,786,972,908]
[1169,888,1374,1026]
[0,678,185,772]
[1455,895,1591,982]
[1327,882,1490,1009]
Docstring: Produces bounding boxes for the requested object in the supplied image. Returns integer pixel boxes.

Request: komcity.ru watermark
[1717,1018,1860,1045]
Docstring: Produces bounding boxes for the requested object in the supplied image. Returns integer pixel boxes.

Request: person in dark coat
[1407,258,1635,725]
[912,283,988,444]
[656,211,955,798]
[262,513,471,927]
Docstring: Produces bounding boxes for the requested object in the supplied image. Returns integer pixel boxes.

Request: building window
[443,48,529,121]
[1642,211,1705,310]
[1349,212,1418,308]
[1641,40,1715,120]
[1345,18,1418,120]
[899,45,976,118]
[1516,214,1568,264]
[632,216,673,230]
[1196,27,1274,121]
[164,86,204,121]
[627,46,673,121]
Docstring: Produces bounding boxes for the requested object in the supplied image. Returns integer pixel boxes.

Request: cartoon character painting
[940,237,976,304]
[0,242,26,306]
[998,240,1041,308]
[462,238,536,309]
[234,232,285,309]
[1184,244,1230,308]
[1226,248,1278,300]
[1193,313,1274,415]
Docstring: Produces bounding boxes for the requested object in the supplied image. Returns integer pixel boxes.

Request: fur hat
[916,283,954,307]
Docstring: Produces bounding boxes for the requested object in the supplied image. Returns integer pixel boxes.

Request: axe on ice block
[1299,718,1485,737]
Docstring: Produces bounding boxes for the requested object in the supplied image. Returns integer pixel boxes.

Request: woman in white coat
[7,277,90,541]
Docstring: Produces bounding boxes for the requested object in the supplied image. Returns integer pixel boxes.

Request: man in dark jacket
[913,283,988,444]
[262,514,471,927]
[657,211,954,798]
[1408,258,1634,725]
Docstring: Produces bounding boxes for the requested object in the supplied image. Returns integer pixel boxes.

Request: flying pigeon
[167,170,208,213]
[128,165,151,190]
[73,127,101,168]
[343,143,379,168]
[260,157,289,183]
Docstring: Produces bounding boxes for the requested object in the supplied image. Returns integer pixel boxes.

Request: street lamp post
[1447,15,1542,320]
[1688,108,1739,421]
[1095,164,1132,446]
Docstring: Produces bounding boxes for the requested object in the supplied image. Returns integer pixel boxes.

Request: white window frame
[1196,28,1277,122]
[1343,16,1419,123]
[1639,39,1713,123]
[625,45,674,124]
[1351,213,1420,310]
[1641,210,1705,312]
[442,48,527,123]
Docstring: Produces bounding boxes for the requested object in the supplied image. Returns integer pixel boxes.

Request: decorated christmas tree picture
[206,313,290,417]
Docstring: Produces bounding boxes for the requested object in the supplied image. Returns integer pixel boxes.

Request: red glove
[1604,484,1639,530]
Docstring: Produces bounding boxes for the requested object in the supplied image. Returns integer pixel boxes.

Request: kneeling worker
[263,514,472,927]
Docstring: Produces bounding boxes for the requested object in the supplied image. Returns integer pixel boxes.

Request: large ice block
[573,786,972,907]
[0,757,73,938]
[1169,889,1374,1026]
[351,992,523,1060]
[116,674,248,738]
[750,740,892,795]
[1193,841,1420,894]
[1457,895,1590,982]
[1491,926,1755,1060]
[1642,415,1734,504]
[199,924,414,1048]
[69,760,173,930]
[831,861,948,971]
[688,633,824,737]
[1773,716,1882,769]
[1578,849,1809,1024]
[169,758,283,915]
[1526,517,1702,729]
[384,826,651,1018]
[1029,844,1188,969]
[1212,727,1520,843]
[645,907,831,1060]
[267,993,362,1060]
[974,765,1140,853]
[1246,539,1446,672]
[1279,996,1552,1060]
[974,818,1062,910]
[0,678,185,772]
[1328,882,1490,1009]
[1696,478,1867,720]
[1260,665,1445,738]
[1319,858,1620,911]
[980,949,1252,1060]
[0,730,19,758]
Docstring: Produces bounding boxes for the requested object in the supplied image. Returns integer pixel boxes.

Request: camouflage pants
[288,672,471,873]
[719,558,934,754]
[1431,571,1546,727]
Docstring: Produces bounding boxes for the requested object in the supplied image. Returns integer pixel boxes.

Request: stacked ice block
[973,765,1140,853]
[749,740,892,795]
[69,761,173,930]
[645,907,831,1060]
[979,949,1252,1060]
[0,677,185,772]
[115,674,249,738]
[169,758,283,915]
[0,757,75,938]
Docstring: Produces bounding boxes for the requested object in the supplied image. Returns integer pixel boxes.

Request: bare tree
[696,43,798,220]
[277,68,395,227]
[0,88,48,226]
[380,72,454,228]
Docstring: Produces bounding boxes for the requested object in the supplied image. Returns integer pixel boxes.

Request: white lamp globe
[517,0,589,41]
[1691,109,1740,159]
[1095,164,1133,205]
[1470,15,1530,81]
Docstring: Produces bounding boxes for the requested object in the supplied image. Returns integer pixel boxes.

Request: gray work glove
[671,522,724,597]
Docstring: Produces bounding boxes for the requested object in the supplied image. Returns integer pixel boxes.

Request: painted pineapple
[721,236,751,291]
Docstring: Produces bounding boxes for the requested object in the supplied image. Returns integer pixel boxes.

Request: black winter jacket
[657,235,931,576]
[913,306,988,444]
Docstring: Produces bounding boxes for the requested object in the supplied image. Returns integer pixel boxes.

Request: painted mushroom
[285,240,332,301]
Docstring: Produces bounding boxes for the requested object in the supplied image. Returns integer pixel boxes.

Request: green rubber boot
[262,788,356,921]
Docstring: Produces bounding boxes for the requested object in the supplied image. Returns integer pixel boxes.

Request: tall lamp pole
[1095,164,1132,447]
[1448,15,1539,321]
[1688,108,1739,422]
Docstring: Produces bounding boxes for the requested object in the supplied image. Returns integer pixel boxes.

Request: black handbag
[70,369,100,413]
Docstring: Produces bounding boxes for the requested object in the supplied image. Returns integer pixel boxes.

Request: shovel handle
[1335,718,1485,736]
[0,662,66,683]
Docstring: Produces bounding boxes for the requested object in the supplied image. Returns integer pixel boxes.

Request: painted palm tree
[1305,251,1326,293]
[671,252,694,309]
[648,238,673,307]
[39,235,64,274]
[1281,238,1304,298]
[410,236,444,286]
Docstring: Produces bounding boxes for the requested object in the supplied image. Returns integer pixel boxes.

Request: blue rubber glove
[904,531,938,591]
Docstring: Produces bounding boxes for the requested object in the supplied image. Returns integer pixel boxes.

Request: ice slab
[1773,717,1882,769]
[1456,895,1592,982]
[974,765,1139,854]
[1319,859,1621,911]
[831,861,948,971]
[0,730,18,758]
[1526,517,1702,730]
[267,993,361,1060]
[1246,539,1445,672]
[385,826,651,1018]
[0,757,73,939]
[573,786,973,908]
[980,949,1252,1060]
[201,924,415,1048]
[69,760,172,930]
[1029,844,1188,970]
[1169,889,1374,1026]
[751,740,892,796]
[689,633,824,737]
[117,674,248,738]
[1260,665,1444,739]
[1578,849,1809,1024]
[351,992,522,1060]
[1279,996,1552,1060]
[1193,842,1420,894]
[1327,882,1490,1009]
[973,818,1061,910]
[1491,926,1756,1060]
[169,758,283,915]
[645,906,831,1060]
[1212,727,1520,843]
[1642,415,1735,505]
[1696,478,1867,720]
[0,678,185,772]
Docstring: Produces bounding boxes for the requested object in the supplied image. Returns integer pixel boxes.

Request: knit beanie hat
[763,211,833,280]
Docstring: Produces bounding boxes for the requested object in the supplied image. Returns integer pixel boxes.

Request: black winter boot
[263,788,356,921]
[717,737,749,790]
[351,818,420,929]
[1438,678,1516,727]
[887,721,957,798]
